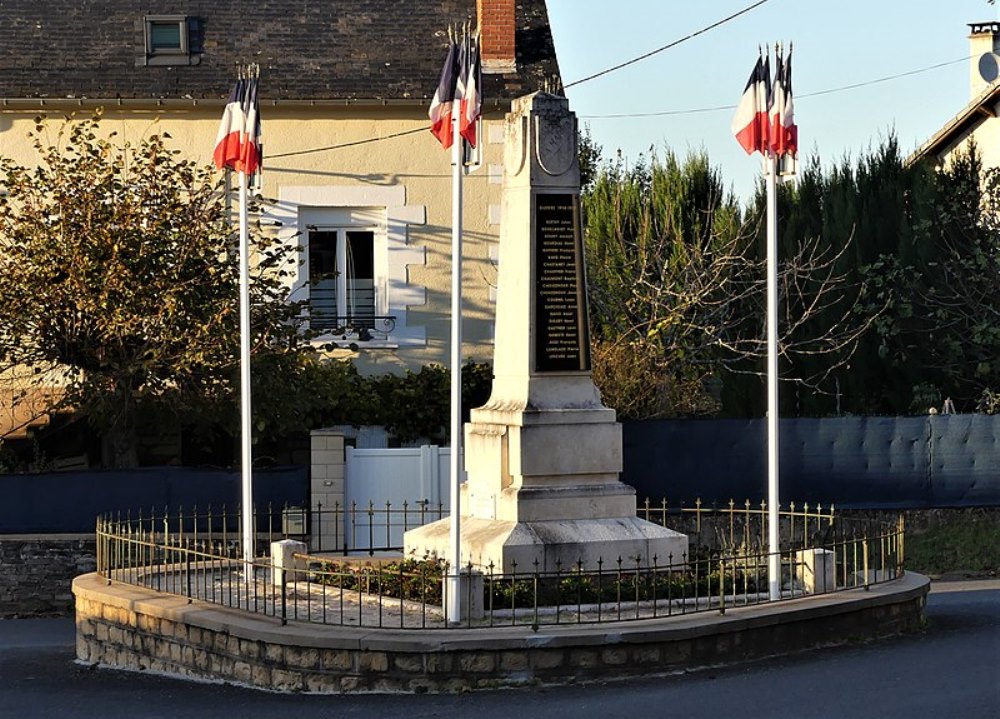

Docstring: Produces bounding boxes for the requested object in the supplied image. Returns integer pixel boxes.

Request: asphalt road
[0,581,997,719]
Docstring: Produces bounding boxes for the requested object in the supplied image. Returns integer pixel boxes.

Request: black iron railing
[94,500,904,630]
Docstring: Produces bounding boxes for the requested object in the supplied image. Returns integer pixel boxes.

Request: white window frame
[264,185,427,349]
[306,224,380,335]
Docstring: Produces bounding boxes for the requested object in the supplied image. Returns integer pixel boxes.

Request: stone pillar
[444,570,486,621]
[310,429,345,553]
[405,93,687,572]
[270,539,307,587]
[796,548,836,594]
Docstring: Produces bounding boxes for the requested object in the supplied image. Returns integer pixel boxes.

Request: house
[909,22,1000,168]
[0,0,561,442]
[0,0,560,369]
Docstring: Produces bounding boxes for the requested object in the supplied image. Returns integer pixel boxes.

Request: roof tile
[0,0,559,102]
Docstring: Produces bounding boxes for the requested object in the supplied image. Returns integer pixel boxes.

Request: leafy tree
[0,114,306,467]
[582,130,1000,418]
[370,361,493,444]
[245,357,493,448]
[865,146,1000,411]
[583,148,869,419]
[577,126,603,192]
[729,141,918,416]
[247,353,378,444]
[763,137,995,416]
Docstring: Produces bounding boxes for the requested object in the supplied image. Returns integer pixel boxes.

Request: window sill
[310,337,399,352]
[136,54,201,67]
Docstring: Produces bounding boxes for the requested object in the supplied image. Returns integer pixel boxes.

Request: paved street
[1,581,997,719]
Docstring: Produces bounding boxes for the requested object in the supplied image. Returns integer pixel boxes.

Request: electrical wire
[562,0,772,90]
[579,56,971,120]
[267,126,427,159]
[264,46,966,157]
[263,3,774,161]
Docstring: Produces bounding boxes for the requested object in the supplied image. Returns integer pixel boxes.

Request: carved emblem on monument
[534,113,576,177]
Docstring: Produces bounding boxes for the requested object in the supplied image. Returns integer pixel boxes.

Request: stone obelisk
[405,92,687,572]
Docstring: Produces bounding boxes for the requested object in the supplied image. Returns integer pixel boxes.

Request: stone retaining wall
[1,536,95,617]
[73,572,929,693]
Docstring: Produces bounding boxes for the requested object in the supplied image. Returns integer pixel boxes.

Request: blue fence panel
[928,414,1000,507]
[622,418,763,504]
[4,413,997,533]
[0,466,309,533]
[781,417,931,508]
[622,415,1000,509]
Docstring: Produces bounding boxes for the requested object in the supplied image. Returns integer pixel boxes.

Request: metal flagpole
[765,150,780,601]
[447,67,464,623]
[238,167,254,566]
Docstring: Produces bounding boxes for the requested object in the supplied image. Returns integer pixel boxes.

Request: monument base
[403,515,688,573]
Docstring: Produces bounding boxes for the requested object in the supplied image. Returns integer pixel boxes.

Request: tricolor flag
[731,53,771,156]
[213,78,246,171]
[240,74,263,176]
[429,37,459,148]
[459,31,482,147]
[214,74,262,175]
[768,48,797,158]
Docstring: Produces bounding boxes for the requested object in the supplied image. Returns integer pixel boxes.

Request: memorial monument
[405,92,687,571]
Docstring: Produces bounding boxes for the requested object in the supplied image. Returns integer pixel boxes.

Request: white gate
[344,445,452,551]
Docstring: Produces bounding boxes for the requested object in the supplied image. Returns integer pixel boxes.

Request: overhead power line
[268,126,427,160]
[262,2,773,161]
[562,0,772,90]
[579,56,971,120]
[266,55,968,160]
[797,56,969,99]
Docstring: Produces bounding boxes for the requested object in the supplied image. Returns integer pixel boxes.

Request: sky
[547,0,998,202]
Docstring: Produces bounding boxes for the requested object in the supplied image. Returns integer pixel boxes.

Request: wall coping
[73,572,930,654]
[1,534,95,541]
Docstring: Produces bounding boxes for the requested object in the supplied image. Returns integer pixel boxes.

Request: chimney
[969,22,1000,98]
[477,0,516,73]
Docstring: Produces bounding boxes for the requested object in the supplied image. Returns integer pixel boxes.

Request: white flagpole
[447,86,464,623]
[239,168,254,566]
[765,150,780,601]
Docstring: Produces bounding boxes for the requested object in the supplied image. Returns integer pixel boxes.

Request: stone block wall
[73,571,929,693]
[1,536,95,617]
[310,430,345,552]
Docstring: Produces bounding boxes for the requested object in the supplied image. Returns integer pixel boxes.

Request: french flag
[459,32,482,148]
[429,38,459,148]
[769,48,797,158]
[239,74,262,175]
[214,75,262,175]
[213,79,246,171]
[731,54,771,156]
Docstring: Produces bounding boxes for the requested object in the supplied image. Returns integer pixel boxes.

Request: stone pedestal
[270,539,307,587]
[405,93,687,572]
[796,548,836,594]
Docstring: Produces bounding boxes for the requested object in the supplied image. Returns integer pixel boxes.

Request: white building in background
[910,21,1000,168]
[0,0,562,445]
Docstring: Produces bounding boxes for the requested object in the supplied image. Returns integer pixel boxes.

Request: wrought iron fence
[95,500,905,630]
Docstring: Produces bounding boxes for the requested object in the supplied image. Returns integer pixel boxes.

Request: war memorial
[72,92,928,693]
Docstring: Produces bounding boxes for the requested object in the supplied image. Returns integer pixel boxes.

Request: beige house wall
[934,114,1000,172]
[0,103,505,376]
[925,25,1000,172]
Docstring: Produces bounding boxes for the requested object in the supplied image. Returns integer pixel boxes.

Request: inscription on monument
[534,194,591,372]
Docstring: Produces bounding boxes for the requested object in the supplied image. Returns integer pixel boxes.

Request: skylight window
[142,15,195,66]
